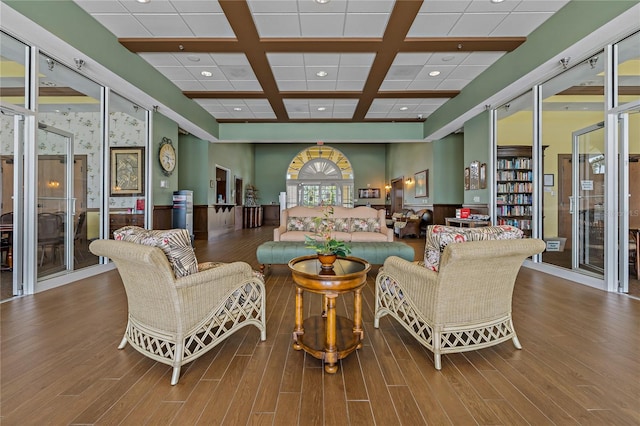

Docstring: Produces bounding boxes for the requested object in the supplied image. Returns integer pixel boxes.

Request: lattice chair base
[374,272,521,370]
[119,279,266,385]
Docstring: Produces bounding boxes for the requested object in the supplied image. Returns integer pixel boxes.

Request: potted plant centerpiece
[304,203,351,269]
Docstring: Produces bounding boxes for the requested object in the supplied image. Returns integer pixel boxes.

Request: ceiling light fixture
[316,71,328,78]
[187,55,200,62]
[317,107,326,111]
[315,0,330,4]
[428,70,441,77]
[399,107,408,111]
[490,0,505,3]
[201,71,212,77]
[137,0,151,3]
[233,107,242,111]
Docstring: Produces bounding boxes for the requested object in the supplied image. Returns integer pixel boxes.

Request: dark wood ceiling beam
[184,91,267,99]
[184,90,459,99]
[352,0,424,120]
[119,38,242,53]
[401,37,526,52]
[218,0,287,119]
[259,39,382,52]
[377,90,459,98]
[119,37,523,54]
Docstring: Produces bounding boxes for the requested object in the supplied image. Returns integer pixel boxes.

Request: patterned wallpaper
[1,111,145,209]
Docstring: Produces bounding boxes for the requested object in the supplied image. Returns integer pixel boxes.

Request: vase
[317,253,337,269]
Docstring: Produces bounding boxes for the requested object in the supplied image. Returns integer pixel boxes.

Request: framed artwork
[469,160,480,190]
[414,169,428,197]
[358,188,380,198]
[110,147,145,196]
[544,174,555,186]
[479,163,487,189]
[464,167,470,190]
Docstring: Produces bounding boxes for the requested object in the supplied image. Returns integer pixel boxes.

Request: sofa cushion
[350,217,381,233]
[114,226,199,277]
[423,225,524,271]
[333,217,350,233]
[286,216,317,232]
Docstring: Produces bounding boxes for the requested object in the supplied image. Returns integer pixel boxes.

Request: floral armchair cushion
[113,226,199,277]
[423,224,524,271]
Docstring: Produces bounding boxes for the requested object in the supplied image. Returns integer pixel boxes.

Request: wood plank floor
[1,226,639,425]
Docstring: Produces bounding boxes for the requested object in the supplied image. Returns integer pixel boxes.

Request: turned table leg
[324,295,338,373]
[292,286,304,350]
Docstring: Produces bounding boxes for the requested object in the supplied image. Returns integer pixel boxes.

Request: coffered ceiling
[73,0,571,124]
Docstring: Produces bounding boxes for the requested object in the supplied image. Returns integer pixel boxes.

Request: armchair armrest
[273,225,286,241]
[377,256,439,316]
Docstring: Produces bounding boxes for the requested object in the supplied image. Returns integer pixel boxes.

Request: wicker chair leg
[512,335,522,349]
[434,353,442,370]
[117,336,128,349]
[171,367,181,386]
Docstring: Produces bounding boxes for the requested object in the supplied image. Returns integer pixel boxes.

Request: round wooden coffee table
[288,255,371,373]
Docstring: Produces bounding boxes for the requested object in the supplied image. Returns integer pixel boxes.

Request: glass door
[572,123,605,276]
[618,108,640,294]
[37,124,74,279]
[0,108,25,299]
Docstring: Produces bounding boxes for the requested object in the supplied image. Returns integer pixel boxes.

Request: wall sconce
[405,177,412,184]
[47,180,60,188]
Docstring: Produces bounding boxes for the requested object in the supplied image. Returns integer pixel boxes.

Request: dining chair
[1,212,13,269]
[37,212,64,267]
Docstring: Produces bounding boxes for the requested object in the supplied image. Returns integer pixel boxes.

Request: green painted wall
[177,134,209,205]
[424,0,639,138]
[152,113,179,206]
[219,122,424,142]
[386,143,433,207]
[432,134,464,204]
[209,143,255,205]
[463,112,491,204]
[4,0,219,138]
[254,143,387,205]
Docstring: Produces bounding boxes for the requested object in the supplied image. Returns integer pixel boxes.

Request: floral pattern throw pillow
[350,217,381,233]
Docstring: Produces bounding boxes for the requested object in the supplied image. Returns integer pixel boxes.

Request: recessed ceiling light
[317,107,326,111]
[137,0,151,3]
[233,107,242,111]
[490,0,505,3]
[201,71,212,77]
[316,71,328,78]
[187,55,200,62]
[399,107,409,111]
[429,70,441,77]
[441,55,455,62]
[315,0,330,4]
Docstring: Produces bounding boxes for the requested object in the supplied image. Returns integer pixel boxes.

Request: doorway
[390,178,403,215]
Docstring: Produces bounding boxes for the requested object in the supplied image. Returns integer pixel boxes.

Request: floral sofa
[273,205,393,242]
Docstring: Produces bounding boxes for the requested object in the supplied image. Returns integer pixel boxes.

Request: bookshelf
[495,146,535,236]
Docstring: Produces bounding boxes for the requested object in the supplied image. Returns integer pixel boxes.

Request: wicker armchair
[89,239,267,385]
[374,238,545,370]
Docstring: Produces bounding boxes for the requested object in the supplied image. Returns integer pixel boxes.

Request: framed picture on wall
[469,161,480,190]
[414,170,428,197]
[480,163,487,189]
[358,188,380,198]
[464,167,470,190]
[110,147,144,196]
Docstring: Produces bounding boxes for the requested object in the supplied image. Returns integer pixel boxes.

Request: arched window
[286,145,354,207]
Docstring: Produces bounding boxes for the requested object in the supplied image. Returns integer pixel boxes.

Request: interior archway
[285,145,354,208]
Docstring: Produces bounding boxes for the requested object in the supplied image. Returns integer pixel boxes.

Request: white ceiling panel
[171,0,224,14]
[300,14,347,37]
[182,14,236,37]
[134,14,194,37]
[252,14,302,38]
[490,12,554,37]
[89,14,152,37]
[407,14,461,37]
[344,13,389,38]
[449,13,508,37]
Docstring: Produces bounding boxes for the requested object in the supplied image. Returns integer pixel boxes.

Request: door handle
[569,196,574,214]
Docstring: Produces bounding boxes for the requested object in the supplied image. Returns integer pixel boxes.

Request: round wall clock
[158,137,176,176]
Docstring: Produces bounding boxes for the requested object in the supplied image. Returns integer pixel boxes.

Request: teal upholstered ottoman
[256,241,415,272]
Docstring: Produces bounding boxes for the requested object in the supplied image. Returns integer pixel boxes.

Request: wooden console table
[445,218,491,228]
[288,255,370,373]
